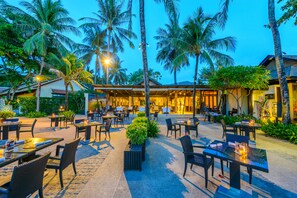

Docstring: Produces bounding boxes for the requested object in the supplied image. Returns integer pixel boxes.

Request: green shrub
[132,117,148,124]
[0,110,16,119]
[26,111,46,118]
[148,120,159,137]
[126,123,147,145]
[59,110,75,120]
[261,120,297,144]
[137,111,146,117]
[215,114,258,125]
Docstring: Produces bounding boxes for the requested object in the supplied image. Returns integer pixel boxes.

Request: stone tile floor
[0,114,297,197]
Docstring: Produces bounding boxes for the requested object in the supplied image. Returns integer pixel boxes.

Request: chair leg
[183,162,188,177]
[220,160,224,176]
[59,170,64,188]
[204,168,208,188]
[39,188,44,198]
[211,158,214,176]
[108,131,111,139]
[196,130,198,138]
[248,168,253,184]
[166,130,169,137]
[190,163,193,170]
[32,131,34,137]
[73,162,77,175]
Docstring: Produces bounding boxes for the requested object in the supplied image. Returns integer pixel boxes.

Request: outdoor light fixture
[35,75,41,82]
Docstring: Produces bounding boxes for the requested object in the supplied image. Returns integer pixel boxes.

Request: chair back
[226,134,249,143]
[6,118,19,131]
[31,119,37,131]
[8,153,50,198]
[71,114,76,122]
[165,119,173,130]
[60,138,80,170]
[220,119,226,130]
[105,119,112,131]
[154,112,158,118]
[193,117,199,124]
[180,135,194,154]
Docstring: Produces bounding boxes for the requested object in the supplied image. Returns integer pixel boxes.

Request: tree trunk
[95,55,100,84]
[65,83,69,111]
[107,30,111,85]
[174,69,177,85]
[140,0,150,119]
[268,0,291,124]
[36,56,45,112]
[192,55,199,118]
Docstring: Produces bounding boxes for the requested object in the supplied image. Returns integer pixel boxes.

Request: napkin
[210,144,217,148]
[35,140,52,147]
[0,157,5,162]
[16,140,25,144]
[217,143,223,147]
[228,142,236,148]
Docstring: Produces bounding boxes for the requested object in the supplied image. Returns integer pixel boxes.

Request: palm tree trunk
[174,69,177,85]
[65,83,69,111]
[140,0,150,119]
[36,56,45,112]
[107,30,111,85]
[95,55,100,84]
[268,0,291,124]
[192,55,199,118]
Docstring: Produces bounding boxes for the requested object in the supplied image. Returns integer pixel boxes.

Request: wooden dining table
[74,121,102,144]
[0,121,21,140]
[48,115,65,130]
[232,122,261,139]
[0,137,64,168]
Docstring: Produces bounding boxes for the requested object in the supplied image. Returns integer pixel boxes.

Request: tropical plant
[49,53,93,110]
[127,0,179,118]
[109,57,128,85]
[155,16,189,85]
[132,117,148,124]
[3,0,80,112]
[137,111,146,117]
[127,68,162,85]
[0,110,15,119]
[147,120,159,137]
[209,65,270,113]
[177,7,236,118]
[25,111,46,118]
[126,123,147,145]
[80,0,136,84]
[76,26,107,84]
[59,110,75,120]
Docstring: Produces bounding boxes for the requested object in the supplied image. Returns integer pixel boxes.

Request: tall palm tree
[109,58,127,85]
[80,0,137,84]
[4,0,80,112]
[49,53,93,110]
[75,26,107,84]
[127,0,179,118]
[179,7,236,117]
[155,16,189,85]
[268,0,291,124]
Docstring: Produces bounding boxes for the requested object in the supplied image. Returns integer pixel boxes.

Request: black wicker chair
[74,119,86,139]
[95,119,112,141]
[116,114,125,127]
[0,153,50,198]
[153,112,158,121]
[18,119,37,140]
[180,135,214,188]
[185,117,199,138]
[221,119,236,138]
[226,134,253,184]
[46,138,80,188]
[165,118,181,139]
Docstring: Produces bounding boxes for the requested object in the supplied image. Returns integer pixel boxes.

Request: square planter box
[124,144,142,171]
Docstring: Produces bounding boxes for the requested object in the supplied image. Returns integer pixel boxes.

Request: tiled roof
[269,66,297,80]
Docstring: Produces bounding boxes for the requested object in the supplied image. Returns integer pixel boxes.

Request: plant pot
[0,118,3,123]
[124,143,142,171]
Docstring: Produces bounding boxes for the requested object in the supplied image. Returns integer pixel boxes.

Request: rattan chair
[165,118,181,139]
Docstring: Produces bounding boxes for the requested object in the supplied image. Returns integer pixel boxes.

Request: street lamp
[104,57,111,84]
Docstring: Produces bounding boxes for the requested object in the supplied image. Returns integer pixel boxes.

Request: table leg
[229,162,241,189]
[2,126,9,140]
[85,126,91,141]
[54,118,59,127]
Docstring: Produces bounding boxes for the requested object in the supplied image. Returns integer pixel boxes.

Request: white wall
[40,80,84,97]
[226,88,248,114]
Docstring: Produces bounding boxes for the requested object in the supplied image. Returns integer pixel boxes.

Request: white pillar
[84,93,89,115]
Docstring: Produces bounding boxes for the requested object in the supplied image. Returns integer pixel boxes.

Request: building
[93,78,218,114]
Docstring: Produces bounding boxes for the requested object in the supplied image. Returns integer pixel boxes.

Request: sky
[10,0,297,84]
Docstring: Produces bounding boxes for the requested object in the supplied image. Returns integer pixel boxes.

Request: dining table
[232,122,261,139]
[74,121,102,144]
[0,137,64,168]
[203,140,269,191]
[101,115,118,125]
[0,121,21,140]
[174,120,199,136]
[48,115,65,130]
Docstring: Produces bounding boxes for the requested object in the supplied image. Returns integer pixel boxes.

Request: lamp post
[104,57,111,85]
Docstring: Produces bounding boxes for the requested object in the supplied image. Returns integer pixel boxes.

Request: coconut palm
[109,58,127,85]
[80,0,137,84]
[155,16,189,85]
[49,53,93,110]
[4,0,80,112]
[178,7,236,117]
[75,26,107,84]
[127,0,179,118]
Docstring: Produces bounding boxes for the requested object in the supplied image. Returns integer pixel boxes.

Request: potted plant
[124,123,147,170]
[0,110,16,122]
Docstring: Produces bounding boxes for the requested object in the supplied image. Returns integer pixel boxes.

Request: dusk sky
[11,0,297,84]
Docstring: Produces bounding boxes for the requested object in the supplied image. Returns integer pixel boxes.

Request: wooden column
[175,91,178,113]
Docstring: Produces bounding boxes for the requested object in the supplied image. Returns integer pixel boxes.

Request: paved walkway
[1,114,297,197]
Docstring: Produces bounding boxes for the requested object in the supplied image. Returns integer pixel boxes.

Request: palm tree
[268,0,291,124]
[49,54,93,110]
[4,0,80,112]
[179,7,236,117]
[155,16,189,85]
[127,0,179,118]
[109,58,127,85]
[75,26,107,84]
[80,0,137,84]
